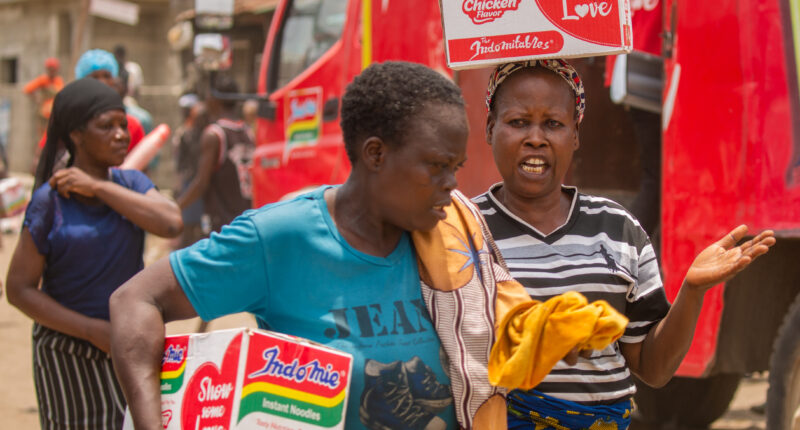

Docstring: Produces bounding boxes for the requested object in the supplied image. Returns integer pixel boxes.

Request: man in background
[113,45,144,100]
[175,75,253,234]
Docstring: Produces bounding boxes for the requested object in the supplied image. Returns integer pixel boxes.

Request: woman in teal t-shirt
[110,61,472,430]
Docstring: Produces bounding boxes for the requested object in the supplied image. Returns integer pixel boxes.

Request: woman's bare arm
[110,257,197,430]
[622,226,775,387]
[6,228,113,352]
[49,167,183,238]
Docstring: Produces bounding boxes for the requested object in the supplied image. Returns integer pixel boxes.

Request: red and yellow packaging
[123,328,353,430]
[0,177,28,218]
[440,0,633,69]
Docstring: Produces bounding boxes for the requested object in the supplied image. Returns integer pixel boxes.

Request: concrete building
[0,0,185,178]
[0,0,274,188]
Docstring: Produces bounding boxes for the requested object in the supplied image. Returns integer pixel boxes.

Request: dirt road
[0,226,769,429]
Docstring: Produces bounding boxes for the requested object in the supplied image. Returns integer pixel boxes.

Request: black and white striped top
[474,184,670,405]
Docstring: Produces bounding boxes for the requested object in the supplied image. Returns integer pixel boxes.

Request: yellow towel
[489,290,628,390]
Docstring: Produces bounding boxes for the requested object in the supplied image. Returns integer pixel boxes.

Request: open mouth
[520,157,547,174]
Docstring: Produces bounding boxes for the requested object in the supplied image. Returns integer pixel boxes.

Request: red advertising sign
[448,31,563,62]
[462,0,523,24]
[534,0,626,46]
[440,0,632,69]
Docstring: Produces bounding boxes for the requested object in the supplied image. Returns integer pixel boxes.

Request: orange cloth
[23,74,64,119]
[489,290,628,391]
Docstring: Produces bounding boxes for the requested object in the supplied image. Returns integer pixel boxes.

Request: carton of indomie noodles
[440,0,633,69]
[122,328,353,430]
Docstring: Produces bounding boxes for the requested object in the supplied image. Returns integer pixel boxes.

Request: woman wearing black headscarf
[6,78,182,429]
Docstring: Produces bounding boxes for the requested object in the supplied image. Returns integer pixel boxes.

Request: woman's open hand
[49,167,100,199]
[684,225,775,292]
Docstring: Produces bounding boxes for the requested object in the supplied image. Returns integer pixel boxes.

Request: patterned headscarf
[486,59,586,123]
[74,49,119,79]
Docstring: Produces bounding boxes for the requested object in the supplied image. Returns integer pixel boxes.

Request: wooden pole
[70,0,91,77]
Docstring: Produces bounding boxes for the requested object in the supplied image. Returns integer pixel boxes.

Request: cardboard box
[123,328,353,430]
[441,0,632,69]
[0,177,27,218]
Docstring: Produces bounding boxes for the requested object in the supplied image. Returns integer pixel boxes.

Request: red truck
[247,0,800,427]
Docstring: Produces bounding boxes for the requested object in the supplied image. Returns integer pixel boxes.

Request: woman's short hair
[340,61,464,163]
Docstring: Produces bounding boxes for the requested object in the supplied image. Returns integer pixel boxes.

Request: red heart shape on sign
[180,333,242,430]
[161,410,172,429]
[534,0,623,46]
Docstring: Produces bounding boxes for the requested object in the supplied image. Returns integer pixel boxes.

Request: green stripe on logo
[288,129,319,144]
[238,391,344,428]
[160,373,184,394]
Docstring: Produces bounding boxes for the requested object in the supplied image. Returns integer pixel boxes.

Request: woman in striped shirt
[476,59,774,429]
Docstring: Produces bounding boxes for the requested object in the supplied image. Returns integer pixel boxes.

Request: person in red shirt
[24,57,64,138]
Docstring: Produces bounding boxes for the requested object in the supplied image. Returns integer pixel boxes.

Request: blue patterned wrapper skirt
[507,389,633,430]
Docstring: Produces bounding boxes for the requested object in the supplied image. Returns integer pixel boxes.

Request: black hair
[340,61,464,163]
[113,45,126,59]
[211,74,240,110]
[34,116,79,191]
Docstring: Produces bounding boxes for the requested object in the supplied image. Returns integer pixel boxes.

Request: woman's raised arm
[49,167,183,238]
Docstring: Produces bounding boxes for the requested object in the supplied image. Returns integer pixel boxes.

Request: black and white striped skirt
[32,323,126,430]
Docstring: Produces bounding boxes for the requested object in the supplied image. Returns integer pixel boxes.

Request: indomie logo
[162,345,185,365]
[248,346,341,390]
[462,0,522,24]
[288,98,318,122]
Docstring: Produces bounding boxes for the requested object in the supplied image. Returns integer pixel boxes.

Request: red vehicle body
[250,0,800,427]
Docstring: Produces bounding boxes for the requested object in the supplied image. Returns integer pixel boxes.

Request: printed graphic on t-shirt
[323,299,431,340]
[319,298,454,428]
[359,357,451,430]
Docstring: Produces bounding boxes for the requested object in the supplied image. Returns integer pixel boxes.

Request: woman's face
[373,102,469,232]
[486,68,579,202]
[72,109,129,168]
[87,69,115,87]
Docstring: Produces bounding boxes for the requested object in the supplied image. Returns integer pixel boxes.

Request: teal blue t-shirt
[170,186,456,430]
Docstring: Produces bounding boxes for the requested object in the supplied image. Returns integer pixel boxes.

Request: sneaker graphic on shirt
[359,359,447,430]
[403,356,452,412]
